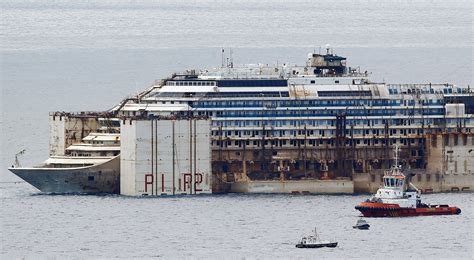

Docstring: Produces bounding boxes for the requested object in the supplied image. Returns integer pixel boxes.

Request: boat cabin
[373,168,418,208]
[382,173,405,190]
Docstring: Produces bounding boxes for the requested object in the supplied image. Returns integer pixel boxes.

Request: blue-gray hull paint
[8,156,120,194]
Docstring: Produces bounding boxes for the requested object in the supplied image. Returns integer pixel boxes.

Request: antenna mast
[221,48,225,68]
[394,145,400,169]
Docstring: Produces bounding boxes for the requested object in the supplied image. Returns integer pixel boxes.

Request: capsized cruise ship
[9,48,474,194]
[113,48,473,194]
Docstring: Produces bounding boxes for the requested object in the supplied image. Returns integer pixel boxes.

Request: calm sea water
[1,0,473,258]
[1,183,473,259]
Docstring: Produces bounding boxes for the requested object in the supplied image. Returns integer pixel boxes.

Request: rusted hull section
[212,133,474,194]
[354,171,473,193]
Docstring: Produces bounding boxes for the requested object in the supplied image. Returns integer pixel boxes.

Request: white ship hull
[8,156,120,194]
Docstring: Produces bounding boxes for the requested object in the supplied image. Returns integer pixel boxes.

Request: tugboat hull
[355,202,461,217]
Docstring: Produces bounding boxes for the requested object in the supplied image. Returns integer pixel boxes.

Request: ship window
[88,176,94,181]
[216,79,288,87]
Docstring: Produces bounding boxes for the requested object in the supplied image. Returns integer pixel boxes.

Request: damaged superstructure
[9,49,474,195]
[115,49,473,194]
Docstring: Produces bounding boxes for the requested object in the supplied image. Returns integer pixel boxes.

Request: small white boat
[353,218,370,230]
[295,228,338,248]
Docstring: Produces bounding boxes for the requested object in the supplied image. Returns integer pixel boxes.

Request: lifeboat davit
[355,146,461,217]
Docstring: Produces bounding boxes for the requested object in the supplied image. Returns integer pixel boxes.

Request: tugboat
[355,146,462,217]
[295,228,338,248]
[353,219,370,230]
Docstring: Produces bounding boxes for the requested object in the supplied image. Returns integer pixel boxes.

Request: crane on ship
[12,149,26,168]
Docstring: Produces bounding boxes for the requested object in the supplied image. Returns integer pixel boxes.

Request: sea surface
[1,183,473,259]
[1,0,473,258]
